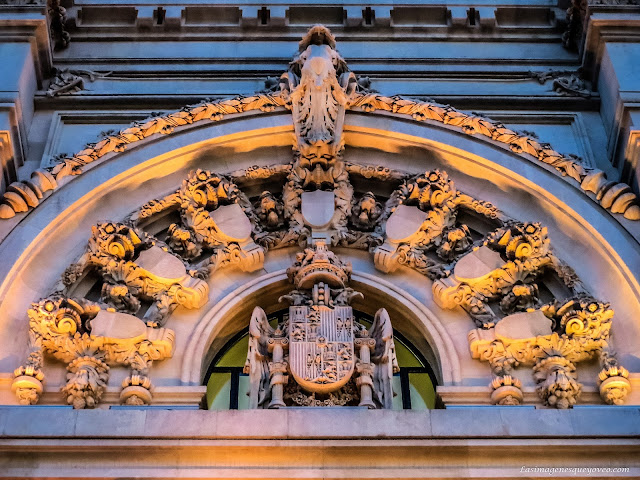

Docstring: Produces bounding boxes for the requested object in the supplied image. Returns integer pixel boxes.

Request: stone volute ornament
[11,26,632,410]
[12,296,174,407]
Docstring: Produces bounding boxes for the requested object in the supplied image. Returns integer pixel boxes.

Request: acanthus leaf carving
[467,297,627,407]
[135,169,265,275]
[349,93,640,220]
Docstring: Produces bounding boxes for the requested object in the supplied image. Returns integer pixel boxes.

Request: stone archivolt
[11,26,631,410]
[1,30,638,222]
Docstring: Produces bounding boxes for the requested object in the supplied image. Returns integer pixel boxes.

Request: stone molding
[1,77,637,222]
[0,408,638,480]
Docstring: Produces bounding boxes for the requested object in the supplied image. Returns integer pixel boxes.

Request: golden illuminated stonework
[10,25,632,411]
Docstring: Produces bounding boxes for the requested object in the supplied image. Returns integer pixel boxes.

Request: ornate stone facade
[1,5,640,477]
[10,26,632,412]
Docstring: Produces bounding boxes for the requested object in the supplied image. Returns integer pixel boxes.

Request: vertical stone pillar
[355,338,376,409]
[267,336,289,408]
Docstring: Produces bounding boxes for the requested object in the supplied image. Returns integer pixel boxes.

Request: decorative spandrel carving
[12,296,174,408]
[134,169,265,274]
[433,222,558,329]
[373,169,500,278]
[66,222,209,326]
[467,297,630,408]
[10,25,632,411]
[245,241,398,409]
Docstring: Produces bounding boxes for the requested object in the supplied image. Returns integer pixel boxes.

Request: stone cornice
[0,8,53,87]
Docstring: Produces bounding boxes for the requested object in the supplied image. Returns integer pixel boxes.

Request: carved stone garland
[1,28,637,222]
[11,26,632,410]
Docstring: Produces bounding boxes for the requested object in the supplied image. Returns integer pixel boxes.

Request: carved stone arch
[181,268,461,387]
[2,111,638,342]
[2,103,639,409]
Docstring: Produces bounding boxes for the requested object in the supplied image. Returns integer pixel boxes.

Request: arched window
[204,309,438,410]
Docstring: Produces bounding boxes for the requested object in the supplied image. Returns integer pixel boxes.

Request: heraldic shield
[289,305,355,393]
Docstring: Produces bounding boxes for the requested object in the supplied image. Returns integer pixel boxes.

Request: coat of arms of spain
[245,241,399,408]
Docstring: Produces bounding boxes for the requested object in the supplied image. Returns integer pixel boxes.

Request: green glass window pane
[395,340,423,367]
[215,336,249,367]
[207,372,231,410]
[392,376,404,410]
[409,372,436,410]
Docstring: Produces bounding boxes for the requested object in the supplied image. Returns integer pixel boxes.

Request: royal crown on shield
[244,241,399,409]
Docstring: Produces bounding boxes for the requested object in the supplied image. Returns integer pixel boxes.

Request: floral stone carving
[65,222,209,326]
[134,169,265,274]
[12,296,174,408]
[468,297,630,407]
[374,169,502,278]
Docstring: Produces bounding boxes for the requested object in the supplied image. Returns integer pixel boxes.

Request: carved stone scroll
[11,296,175,408]
[374,170,499,279]
[67,222,209,326]
[134,169,265,275]
[433,222,555,328]
[468,297,630,408]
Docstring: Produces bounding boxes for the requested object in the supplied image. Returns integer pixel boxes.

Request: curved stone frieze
[11,159,631,409]
[0,29,637,223]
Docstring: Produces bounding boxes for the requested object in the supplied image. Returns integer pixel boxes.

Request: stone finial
[286,241,352,289]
